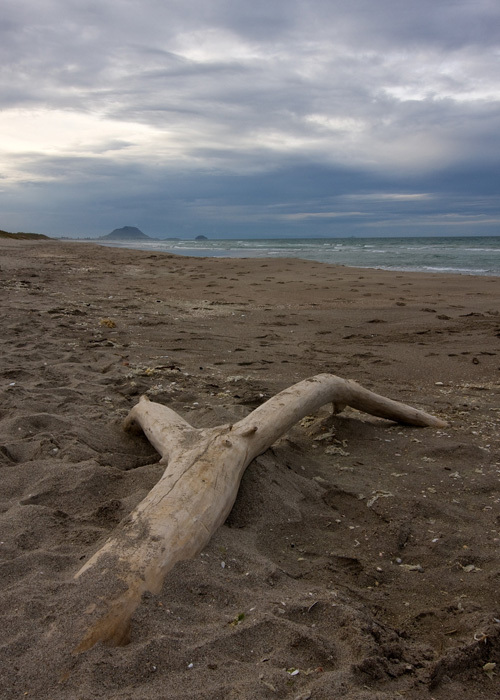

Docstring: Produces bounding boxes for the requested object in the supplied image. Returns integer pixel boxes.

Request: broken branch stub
[73,373,446,652]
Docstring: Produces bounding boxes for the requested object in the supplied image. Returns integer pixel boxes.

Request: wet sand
[1,238,499,699]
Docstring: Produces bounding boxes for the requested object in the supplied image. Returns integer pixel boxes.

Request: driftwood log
[74,373,446,652]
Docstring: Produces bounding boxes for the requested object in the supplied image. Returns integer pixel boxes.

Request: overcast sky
[1,0,499,239]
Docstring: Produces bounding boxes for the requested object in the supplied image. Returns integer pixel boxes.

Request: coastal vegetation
[0,229,49,239]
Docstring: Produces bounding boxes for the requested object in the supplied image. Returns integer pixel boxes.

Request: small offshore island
[98,226,155,242]
[98,227,209,242]
[97,226,192,242]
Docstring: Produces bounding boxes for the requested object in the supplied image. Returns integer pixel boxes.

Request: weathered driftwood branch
[73,373,446,652]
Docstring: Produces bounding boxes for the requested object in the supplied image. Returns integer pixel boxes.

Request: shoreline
[58,234,500,278]
[1,238,499,699]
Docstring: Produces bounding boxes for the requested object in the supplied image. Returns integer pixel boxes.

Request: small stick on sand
[73,373,446,652]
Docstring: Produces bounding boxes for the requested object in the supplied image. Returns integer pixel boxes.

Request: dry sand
[1,238,499,699]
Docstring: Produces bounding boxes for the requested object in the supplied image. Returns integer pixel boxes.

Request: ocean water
[96,236,500,276]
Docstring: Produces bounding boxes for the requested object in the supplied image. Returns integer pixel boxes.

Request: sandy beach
[1,238,499,699]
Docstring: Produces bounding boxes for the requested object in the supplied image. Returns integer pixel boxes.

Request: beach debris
[367,490,394,508]
[99,318,116,328]
[483,662,496,680]
[325,440,350,457]
[313,431,336,442]
[474,632,489,642]
[399,563,424,573]
[325,445,350,456]
[459,563,481,573]
[229,612,245,626]
[260,679,278,692]
[73,372,447,652]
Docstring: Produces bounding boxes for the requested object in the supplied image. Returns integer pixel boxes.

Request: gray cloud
[0,0,499,237]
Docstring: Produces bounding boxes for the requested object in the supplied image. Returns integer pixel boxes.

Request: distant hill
[0,229,49,240]
[99,226,153,241]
